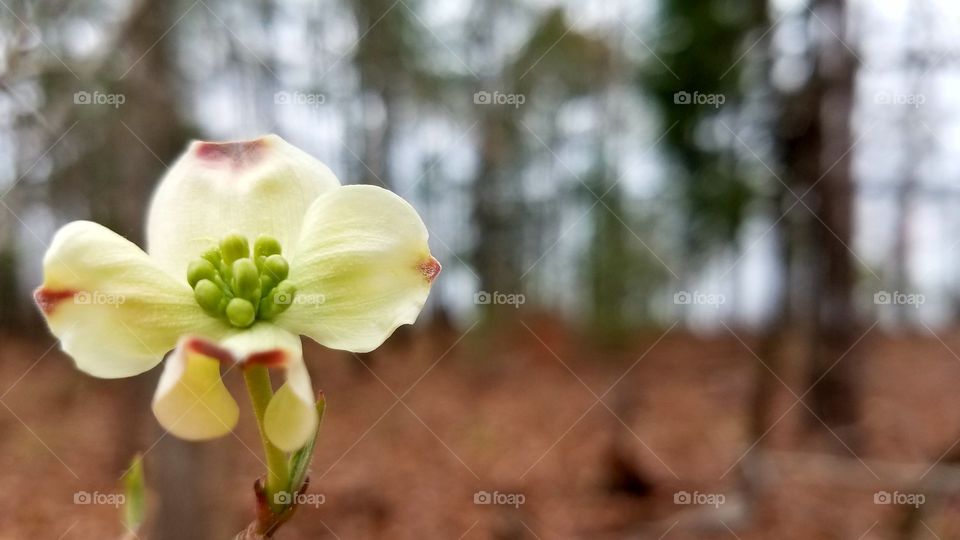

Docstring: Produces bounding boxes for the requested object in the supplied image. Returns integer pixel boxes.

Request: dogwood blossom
[34,134,440,453]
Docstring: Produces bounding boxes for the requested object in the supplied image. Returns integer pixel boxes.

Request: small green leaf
[288,394,326,493]
[121,453,147,533]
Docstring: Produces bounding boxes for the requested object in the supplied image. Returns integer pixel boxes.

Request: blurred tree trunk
[803,0,861,440]
[349,0,404,190]
[586,171,630,342]
[471,110,522,299]
[773,60,823,431]
[747,0,863,500]
[586,19,630,342]
[744,0,796,508]
[0,211,21,329]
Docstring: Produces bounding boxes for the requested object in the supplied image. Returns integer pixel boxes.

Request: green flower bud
[211,274,233,297]
[220,233,250,265]
[226,298,256,328]
[259,280,296,319]
[263,254,289,281]
[260,274,276,296]
[187,259,217,288]
[274,280,296,306]
[254,234,282,258]
[194,279,223,315]
[231,258,261,302]
[201,247,222,267]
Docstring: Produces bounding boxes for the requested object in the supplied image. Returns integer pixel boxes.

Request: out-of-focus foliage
[640,0,768,256]
[121,453,146,534]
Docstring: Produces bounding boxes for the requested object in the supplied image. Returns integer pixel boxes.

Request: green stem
[243,365,289,514]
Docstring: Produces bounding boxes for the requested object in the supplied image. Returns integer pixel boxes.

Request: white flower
[34,134,440,452]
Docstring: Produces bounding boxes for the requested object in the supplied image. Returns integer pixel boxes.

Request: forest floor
[2,315,960,539]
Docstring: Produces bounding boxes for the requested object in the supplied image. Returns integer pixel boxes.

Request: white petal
[35,221,226,378]
[276,185,440,353]
[220,325,318,452]
[146,134,341,277]
[152,337,239,441]
[263,357,317,452]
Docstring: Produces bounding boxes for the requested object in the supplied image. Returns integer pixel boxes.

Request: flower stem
[243,365,289,514]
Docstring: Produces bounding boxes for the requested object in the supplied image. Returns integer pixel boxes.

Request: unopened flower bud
[220,234,250,265]
[226,298,256,328]
[264,254,289,281]
[187,259,217,288]
[194,279,223,315]
[232,258,261,303]
[254,234,282,258]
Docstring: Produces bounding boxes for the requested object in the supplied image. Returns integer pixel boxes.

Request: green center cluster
[187,233,296,328]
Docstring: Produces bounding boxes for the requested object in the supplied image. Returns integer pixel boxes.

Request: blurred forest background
[3,0,960,538]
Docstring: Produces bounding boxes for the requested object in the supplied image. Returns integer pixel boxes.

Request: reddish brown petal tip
[418,256,441,283]
[185,338,234,365]
[185,337,289,369]
[246,349,288,368]
[193,138,267,168]
[34,287,77,315]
